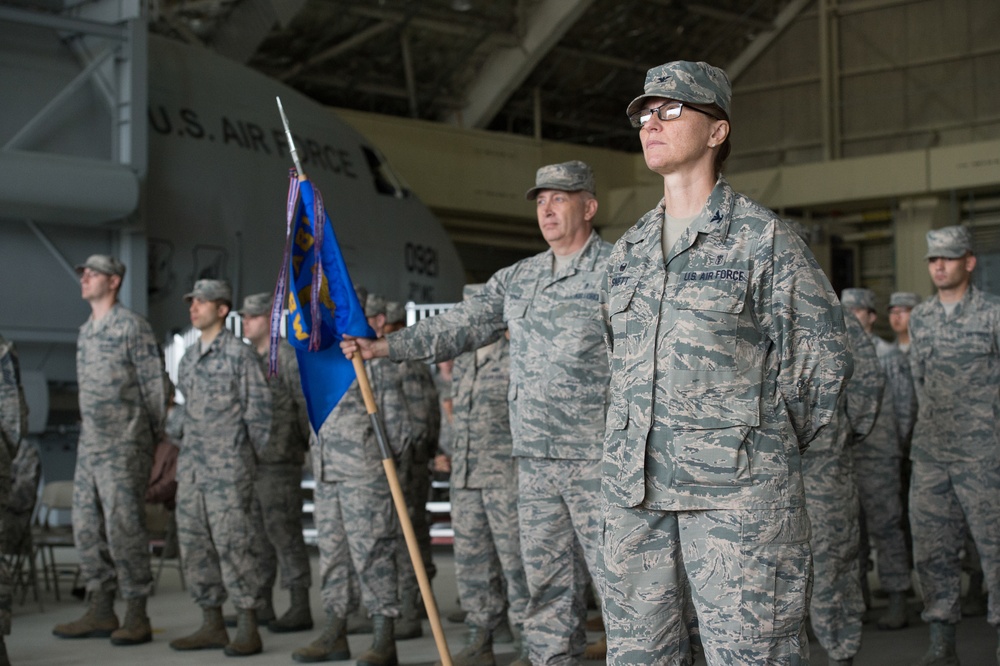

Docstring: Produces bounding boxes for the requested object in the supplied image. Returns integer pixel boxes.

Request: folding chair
[32,480,78,601]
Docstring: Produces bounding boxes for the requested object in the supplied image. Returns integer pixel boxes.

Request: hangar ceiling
[148,0,807,152]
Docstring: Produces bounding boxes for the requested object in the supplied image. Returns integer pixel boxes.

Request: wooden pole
[350,355,453,666]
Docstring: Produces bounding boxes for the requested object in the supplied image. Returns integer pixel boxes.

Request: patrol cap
[524,160,596,200]
[385,301,406,326]
[238,292,271,317]
[626,60,732,121]
[75,254,126,278]
[462,283,485,300]
[365,293,386,318]
[889,292,921,310]
[841,288,876,312]
[925,225,973,259]
[184,279,233,305]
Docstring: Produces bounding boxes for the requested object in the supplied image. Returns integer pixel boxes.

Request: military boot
[584,633,607,660]
[356,615,398,666]
[347,609,374,634]
[394,590,422,640]
[270,586,314,633]
[110,596,152,645]
[961,572,987,617]
[916,622,960,666]
[169,606,230,651]
[0,635,9,666]
[224,609,263,657]
[292,614,350,663]
[227,589,275,627]
[52,589,120,638]
[877,591,909,630]
[437,625,494,666]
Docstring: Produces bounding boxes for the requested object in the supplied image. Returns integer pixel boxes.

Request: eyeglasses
[629,101,719,128]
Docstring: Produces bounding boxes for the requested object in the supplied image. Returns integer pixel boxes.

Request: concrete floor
[6,548,997,665]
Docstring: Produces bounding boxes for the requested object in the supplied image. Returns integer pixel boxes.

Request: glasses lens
[631,102,683,128]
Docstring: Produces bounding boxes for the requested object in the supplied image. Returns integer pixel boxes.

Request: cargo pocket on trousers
[740,540,810,640]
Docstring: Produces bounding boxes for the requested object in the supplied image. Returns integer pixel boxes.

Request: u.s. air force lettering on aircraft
[148,106,358,178]
[141,35,464,335]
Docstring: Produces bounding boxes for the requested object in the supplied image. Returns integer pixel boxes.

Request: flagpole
[350,355,453,666]
[277,98,451,665]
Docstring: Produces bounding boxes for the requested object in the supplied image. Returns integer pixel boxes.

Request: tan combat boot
[227,588,275,627]
[169,606,230,650]
[292,614,350,663]
[52,589,120,638]
[347,608,374,634]
[110,596,152,645]
[394,589,422,640]
[437,625,494,666]
[269,586,314,633]
[224,608,262,657]
[356,615,397,666]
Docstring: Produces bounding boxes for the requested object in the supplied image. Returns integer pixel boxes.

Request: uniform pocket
[672,424,752,487]
[666,276,747,372]
[608,279,636,346]
[666,368,760,487]
[503,299,529,322]
[740,540,811,639]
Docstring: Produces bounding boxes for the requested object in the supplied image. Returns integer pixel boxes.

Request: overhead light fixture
[451,0,472,11]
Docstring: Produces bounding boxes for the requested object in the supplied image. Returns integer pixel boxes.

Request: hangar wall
[341,0,1000,311]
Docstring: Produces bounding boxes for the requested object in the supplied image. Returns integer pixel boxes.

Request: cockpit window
[362,146,410,199]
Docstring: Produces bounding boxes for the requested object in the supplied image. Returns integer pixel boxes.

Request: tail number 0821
[405,243,438,277]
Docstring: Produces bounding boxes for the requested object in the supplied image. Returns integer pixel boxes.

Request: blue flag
[272,175,374,432]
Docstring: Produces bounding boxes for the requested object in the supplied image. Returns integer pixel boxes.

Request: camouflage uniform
[395,357,440,616]
[386,225,613,664]
[75,303,166,599]
[5,438,40,552]
[310,357,408,619]
[600,165,849,666]
[802,314,880,661]
[856,337,912,592]
[251,340,312,594]
[435,367,454,457]
[0,335,27,635]
[886,292,920,450]
[450,335,529,634]
[909,273,1000,626]
[840,289,912,596]
[884,343,917,452]
[176,328,272,611]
